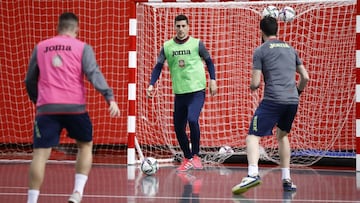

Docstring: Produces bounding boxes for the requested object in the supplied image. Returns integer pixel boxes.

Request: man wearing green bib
[147,14,217,172]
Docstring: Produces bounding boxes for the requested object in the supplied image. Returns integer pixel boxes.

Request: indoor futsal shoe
[192,155,204,170]
[176,158,193,172]
[68,191,82,203]
[283,179,297,191]
[232,175,261,195]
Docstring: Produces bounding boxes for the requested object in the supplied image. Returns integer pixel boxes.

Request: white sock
[73,173,88,195]
[248,164,259,177]
[281,168,290,180]
[27,189,40,203]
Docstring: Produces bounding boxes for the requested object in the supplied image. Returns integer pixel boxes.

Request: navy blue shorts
[248,100,298,136]
[33,113,93,148]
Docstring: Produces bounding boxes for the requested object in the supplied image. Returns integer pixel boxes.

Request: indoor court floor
[0,157,359,203]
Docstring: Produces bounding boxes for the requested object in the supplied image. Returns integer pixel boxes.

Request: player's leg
[276,128,296,192]
[75,141,93,175]
[174,95,192,171]
[277,104,298,192]
[232,134,262,195]
[174,95,191,158]
[27,148,52,203]
[276,128,291,170]
[64,113,93,203]
[68,140,93,202]
[27,115,62,203]
[246,100,278,176]
[232,100,279,194]
[28,148,52,189]
[187,90,205,169]
[245,135,261,176]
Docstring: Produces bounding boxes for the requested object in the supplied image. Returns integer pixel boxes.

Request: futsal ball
[278,6,296,22]
[262,5,279,19]
[219,145,234,154]
[141,157,159,176]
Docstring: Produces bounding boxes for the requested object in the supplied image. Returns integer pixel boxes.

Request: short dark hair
[57,12,79,33]
[174,14,188,24]
[260,16,278,36]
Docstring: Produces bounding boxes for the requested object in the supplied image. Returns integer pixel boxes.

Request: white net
[0,0,356,166]
[136,0,356,166]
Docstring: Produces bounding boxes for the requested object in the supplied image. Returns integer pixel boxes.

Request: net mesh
[0,1,129,159]
[136,0,356,165]
[0,0,356,166]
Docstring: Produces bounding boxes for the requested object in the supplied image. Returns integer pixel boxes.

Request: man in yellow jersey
[147,14,217,172]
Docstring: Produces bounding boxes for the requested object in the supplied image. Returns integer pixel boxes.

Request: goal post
[356,0,360,172]
[0,0,357,169]
[133,0,357,166]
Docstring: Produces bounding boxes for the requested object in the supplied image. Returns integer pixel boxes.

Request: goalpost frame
[127,0,360,171]
[356,0,360,172]
[127,0,137,165]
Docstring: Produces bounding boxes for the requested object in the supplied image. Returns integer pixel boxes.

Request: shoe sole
[232,180,261,195]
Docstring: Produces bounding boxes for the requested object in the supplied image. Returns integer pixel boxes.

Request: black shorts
[33,113,93,148]
[248,100,298,136]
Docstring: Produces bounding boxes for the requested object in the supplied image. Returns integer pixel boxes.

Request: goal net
[136,0,356,166]
[0,1,129,160]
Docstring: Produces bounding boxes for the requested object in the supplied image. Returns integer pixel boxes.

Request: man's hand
[209,79,217,96]
[109,101,120,117]
[146,85,155,98]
